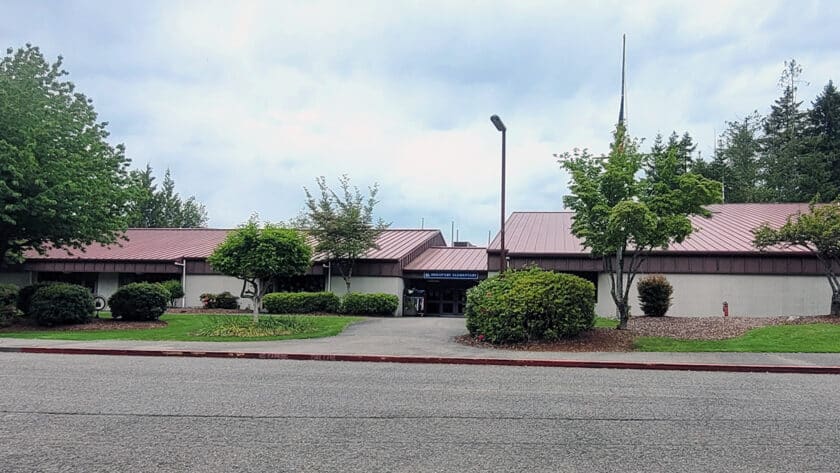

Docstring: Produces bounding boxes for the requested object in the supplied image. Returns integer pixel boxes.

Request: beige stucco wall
[0,271,31,287]
[327,276,404,315]
[185,274,251,309]
[96,273,120,301]
[596,273,832,318]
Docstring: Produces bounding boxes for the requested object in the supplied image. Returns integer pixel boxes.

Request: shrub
[16,281,59,315]
[200,291,240,309]
[341,293,399,316]
[158,280,185,306]
[464,268,596,344]
[263,292,340,314]
[108,282,169,321]
[0,284,18,307]
[0,284,20,327]
[637,274,673,317]
[29,283,94,326]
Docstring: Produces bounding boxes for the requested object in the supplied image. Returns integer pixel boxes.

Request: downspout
[325,262,331,292]
[174,258,187,308]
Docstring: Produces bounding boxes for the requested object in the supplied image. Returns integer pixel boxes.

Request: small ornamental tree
[302,175,389,292]
[753,201,840,315]
[208,216,312,321]
[559,123,721,329]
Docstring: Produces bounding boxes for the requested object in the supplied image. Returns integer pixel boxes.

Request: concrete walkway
[2,317,840,367]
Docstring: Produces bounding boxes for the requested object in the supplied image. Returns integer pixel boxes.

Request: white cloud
[2,0,838,244]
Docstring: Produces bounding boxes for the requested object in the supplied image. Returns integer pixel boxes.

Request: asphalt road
[1,354,839,472]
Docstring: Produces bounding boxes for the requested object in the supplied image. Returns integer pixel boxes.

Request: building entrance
[403,278,481,317]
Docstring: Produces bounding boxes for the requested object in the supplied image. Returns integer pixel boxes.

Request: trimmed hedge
[29,283,94,326]
[263,292,340,314]
[108,282,169,321]
[637,274,673,317]
[16,281,59,315]
[200,292,239,309]
[465,268,596,344]
[341,293,399,316]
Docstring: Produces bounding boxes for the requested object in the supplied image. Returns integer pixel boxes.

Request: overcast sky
[3,0,839,244]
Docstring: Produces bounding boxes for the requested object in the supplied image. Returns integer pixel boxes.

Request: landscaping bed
[458,315,840,352]
[166,308,250,314]
[0,317,167,332]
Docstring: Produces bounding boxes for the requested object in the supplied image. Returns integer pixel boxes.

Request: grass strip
[634,323,840,353]
[0,314,363,342]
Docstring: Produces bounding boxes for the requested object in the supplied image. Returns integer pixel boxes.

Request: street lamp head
[490,114,506,132]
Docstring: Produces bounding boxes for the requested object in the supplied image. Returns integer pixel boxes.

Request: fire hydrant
[722,301,729,317]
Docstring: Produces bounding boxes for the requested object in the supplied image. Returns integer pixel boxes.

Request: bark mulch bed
[0,317,167,333]
[456,315,840,352]
[167,308,250,314]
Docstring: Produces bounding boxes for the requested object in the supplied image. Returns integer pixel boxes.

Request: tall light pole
[490,114,506,273]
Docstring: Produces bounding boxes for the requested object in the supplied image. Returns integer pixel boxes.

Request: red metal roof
[403,247,488,272]
[309,229,444,261]
[489,203,818,255]
[26,228,232,261]
[25,228,444,262]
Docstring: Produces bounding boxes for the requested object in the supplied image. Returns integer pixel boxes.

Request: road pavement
[1,353,839,472]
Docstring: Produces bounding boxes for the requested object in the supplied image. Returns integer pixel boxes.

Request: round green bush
[465,268,596,344]
[16,281,59,315]
[341,293,399,316]
[158,280,185,302]
[29,283,94,326]
[108,282,170,321]
[637,274,673,317]
[213,291,239,309]
[263,292,340,314]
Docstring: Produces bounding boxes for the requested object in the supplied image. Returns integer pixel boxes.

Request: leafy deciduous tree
[208,216,312,321]
[753,202,840,316]
[560,124,721,329]
[302,175,389,292]
[0,44,133,265]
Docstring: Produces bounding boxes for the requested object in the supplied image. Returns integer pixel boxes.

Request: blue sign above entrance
[423,272,479,280]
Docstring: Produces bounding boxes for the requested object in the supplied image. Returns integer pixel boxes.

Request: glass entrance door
[425,287,467,316]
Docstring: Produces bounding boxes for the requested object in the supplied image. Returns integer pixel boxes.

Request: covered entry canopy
[403,247,488,316]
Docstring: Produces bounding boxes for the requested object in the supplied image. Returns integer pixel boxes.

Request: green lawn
[594,317,619,328]
[634,323,840,353]
[0,313,363,342]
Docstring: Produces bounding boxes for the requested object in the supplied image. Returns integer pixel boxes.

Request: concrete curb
[2,346,839,374]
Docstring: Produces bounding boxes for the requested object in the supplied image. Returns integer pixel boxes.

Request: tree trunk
[344,278,351,293]
[251,279,261,323]
[831,291,840,316]
[617,300,630,330]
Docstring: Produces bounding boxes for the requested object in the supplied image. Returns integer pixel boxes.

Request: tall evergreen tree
[807,80,840,200]
[696,113,765,203]
[647,131,698,176]
[760,59,810,201]
[127,165,208,228]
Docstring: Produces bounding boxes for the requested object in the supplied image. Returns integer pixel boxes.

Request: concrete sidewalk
[2,317,840,369]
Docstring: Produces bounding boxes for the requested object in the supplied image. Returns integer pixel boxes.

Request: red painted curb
[1,346,839,374]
